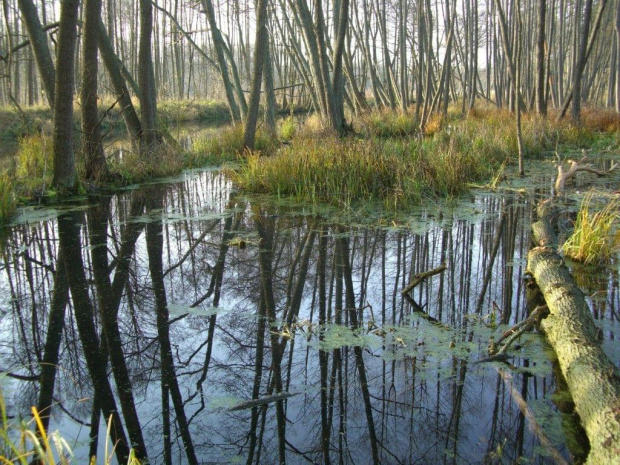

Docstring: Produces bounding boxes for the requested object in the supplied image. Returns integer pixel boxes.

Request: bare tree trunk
[331,0,349,130]
[52,0,79,191]
[138,0,160,150]
[616,0,620,112]
[571,0,594,122]
[201,0,241,122]
[97,19,143,148]
[243,0,269,149]
[262,39,277,134]
[557,0,609,119]
[536,0,547,116]
[82,0,109,183]
[18,0,55,106]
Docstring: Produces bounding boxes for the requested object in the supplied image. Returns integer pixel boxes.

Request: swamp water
[1,168,619,464]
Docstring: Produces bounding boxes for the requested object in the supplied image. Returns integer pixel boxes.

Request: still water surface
[1,168,619,464]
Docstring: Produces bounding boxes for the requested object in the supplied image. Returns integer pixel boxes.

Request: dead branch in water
[554,151,618,196]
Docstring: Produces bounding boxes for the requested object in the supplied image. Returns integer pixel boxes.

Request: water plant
[562,192,620,265]
[0,391,73,464]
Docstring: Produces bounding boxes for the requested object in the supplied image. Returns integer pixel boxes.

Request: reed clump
[14,133,53,197]
[110,143,184,183]
[232,135,420,208]
[231,123,504,208]
[191,124,277,165]
[357,109,419,138]
[158,99,231,124]
[280,116,298,141]
[0,171,16,223]
[562,192,620,265]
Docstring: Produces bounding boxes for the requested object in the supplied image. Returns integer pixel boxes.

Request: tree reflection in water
[1,170,617,464]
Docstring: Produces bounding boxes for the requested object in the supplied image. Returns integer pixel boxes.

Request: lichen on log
[527,243,620,464]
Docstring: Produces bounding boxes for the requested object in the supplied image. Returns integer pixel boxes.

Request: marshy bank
[1,103,618,223]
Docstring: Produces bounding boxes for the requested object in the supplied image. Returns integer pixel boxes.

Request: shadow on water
[1,168,619,464]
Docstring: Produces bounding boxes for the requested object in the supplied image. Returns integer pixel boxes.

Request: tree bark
[200,0,241,122]
[18,0,55,107]
[571,0,594,122]
[97,19,143,148]
[243,0,269,150]
[52,0,79,192]
[528,208,620,464]
[82,0,109,183]
[536,0,547,116]
[616,0,620,113]
[138,0,160,151]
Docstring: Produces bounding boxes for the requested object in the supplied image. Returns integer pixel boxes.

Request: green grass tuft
[562,192,620,265]
[14,134,53,198]
[191,124,277,166]
[280,116,297,141]
[230,129,502,209]
[0,171,16,223]
[357,110,419,138]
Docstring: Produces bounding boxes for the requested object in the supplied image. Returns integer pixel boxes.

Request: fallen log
[527,211,620,464]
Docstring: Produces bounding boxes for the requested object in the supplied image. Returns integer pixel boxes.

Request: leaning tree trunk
[18,0,55,107]
[527,204,620,464]
[97,19,143,149]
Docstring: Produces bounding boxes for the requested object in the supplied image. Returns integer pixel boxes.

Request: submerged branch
[400,262,446,295]
[498,370,569,465]
[227,392,299,412]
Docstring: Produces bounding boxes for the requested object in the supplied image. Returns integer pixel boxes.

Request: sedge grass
[191,124,277,166]
[280,116,297,141]
[230,129,502,208]
[0,172,16,223]
[357,109,419,138]
[562,192,620,265]
[14,134,53,198]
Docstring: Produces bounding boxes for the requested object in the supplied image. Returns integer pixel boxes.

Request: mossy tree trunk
[527,211,620,464]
